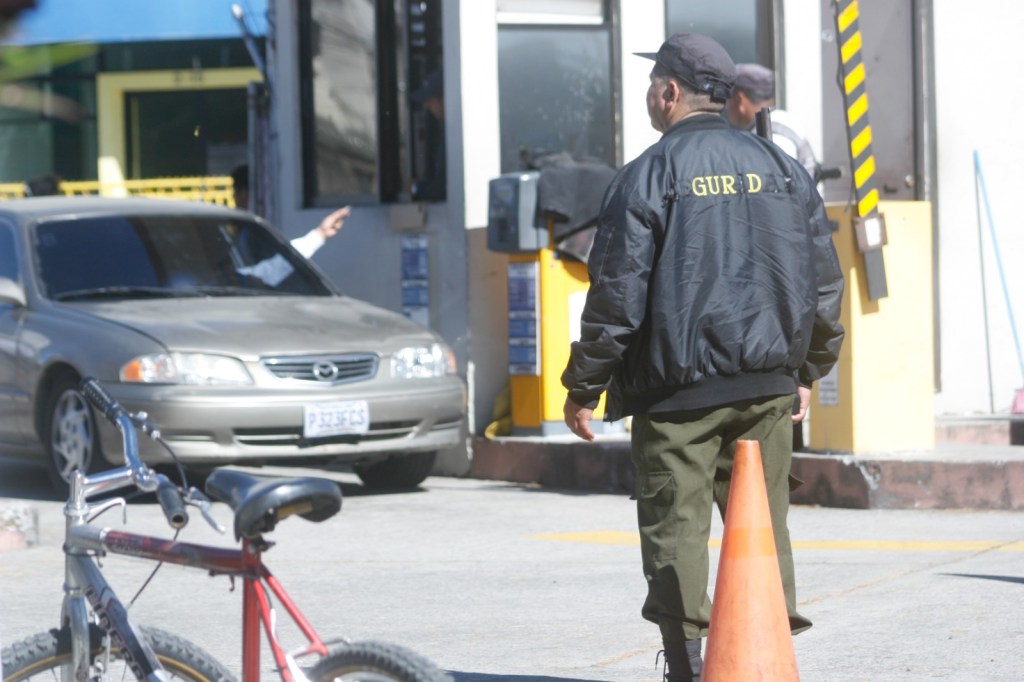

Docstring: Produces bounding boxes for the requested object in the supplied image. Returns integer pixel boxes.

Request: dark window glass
[497,26,614,172]
[34,216,333,300]
[300,0,444,205]
[0,225,17,281]
[666,0,772,68]
[0,40,256,184]
[125,89,248,178]
[306,0,379,201]
[100,40,262,72]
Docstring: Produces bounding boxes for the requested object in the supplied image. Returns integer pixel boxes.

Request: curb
[469,436,1024,510]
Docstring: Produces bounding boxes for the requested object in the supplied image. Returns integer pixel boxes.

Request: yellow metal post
[809,201,935,452]
[508,220,607,434]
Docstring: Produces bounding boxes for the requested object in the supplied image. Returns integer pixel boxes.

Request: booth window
[299,0,444,206]
[496,0,617,173]
[665,0,776,96]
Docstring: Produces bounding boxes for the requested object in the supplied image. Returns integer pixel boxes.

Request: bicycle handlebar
[80,376,128,425]
[155,475,189,529]
[78,377,190,529]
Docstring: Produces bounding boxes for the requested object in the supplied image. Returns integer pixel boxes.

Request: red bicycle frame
[78,526,331,682]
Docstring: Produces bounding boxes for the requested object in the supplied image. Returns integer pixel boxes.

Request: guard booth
[487,158,618,436]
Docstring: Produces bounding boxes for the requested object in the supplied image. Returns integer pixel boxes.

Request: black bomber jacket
[561,114,845,420]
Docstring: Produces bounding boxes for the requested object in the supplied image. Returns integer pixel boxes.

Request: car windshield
[33,215,334,300]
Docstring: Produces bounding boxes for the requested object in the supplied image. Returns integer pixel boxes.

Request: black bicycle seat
[204,470,342,540]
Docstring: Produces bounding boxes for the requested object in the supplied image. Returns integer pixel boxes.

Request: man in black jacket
[561,33,844,681]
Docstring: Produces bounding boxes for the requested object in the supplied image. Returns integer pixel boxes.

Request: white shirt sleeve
[289,228,326,259]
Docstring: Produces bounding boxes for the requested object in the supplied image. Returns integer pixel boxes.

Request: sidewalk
[469,435,1024,510]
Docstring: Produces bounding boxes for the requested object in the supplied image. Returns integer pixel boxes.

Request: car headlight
[120,353,253,385]
[391,343,456,379]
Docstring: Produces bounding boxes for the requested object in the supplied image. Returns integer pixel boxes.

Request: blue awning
[4,0,268,46]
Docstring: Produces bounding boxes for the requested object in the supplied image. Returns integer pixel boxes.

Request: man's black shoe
[658,639,702,681]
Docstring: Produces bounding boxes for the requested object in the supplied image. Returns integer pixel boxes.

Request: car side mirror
[0,277,26,307]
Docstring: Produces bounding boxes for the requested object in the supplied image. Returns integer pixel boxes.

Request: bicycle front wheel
[2,624,235,681]
[308,641,451,682]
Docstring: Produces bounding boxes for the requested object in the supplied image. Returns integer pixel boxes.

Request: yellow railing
[0,176,236,207]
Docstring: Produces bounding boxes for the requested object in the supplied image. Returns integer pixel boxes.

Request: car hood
[69,296,435,356]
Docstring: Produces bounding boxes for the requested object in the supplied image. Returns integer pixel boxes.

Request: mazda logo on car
[312,361,339,381]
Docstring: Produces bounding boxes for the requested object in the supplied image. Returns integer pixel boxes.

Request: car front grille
[260,353,379,384]
[234,420,420,447]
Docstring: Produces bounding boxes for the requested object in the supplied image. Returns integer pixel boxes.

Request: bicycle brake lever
[86,497,128,524]
[186,487,226,534]
[130,410,161,440]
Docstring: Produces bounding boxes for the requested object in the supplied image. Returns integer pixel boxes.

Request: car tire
[43,374,105,496]
[354,451,437,490]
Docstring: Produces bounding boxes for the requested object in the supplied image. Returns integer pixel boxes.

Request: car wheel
[43,375,105,495]
[354,451,437,490]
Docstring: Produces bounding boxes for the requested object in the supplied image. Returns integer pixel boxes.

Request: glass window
[0,225,17,282]
[125,89,249,178]
[300,0,444,205]
[497,24,615,173]
[33,216,332,300]
[304,0,379,202]
[666,0,773,68]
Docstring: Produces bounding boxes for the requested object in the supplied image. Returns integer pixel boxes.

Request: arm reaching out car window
[231,164,350,280]
[289,206,351,259]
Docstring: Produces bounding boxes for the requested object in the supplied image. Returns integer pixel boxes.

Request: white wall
[781,0,824,163]
[619,0,664,163]
[455,0,501,229]
[933,2,1024,414]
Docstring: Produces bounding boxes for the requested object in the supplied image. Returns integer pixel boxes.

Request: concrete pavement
[1,458,1022,681]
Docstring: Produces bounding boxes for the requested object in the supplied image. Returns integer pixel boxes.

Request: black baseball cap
[636,32,736,103]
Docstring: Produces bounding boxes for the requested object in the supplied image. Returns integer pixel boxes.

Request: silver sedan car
[0,197,466,492]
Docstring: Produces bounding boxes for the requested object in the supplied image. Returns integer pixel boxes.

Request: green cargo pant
[630,393,813,643]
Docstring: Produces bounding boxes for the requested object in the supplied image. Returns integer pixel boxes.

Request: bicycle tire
[307,641,451,682]
[2,624,235,681]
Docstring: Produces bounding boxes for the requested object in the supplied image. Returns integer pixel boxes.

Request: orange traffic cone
[702,439,799,681]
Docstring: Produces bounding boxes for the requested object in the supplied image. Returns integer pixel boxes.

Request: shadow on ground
[942,572,1024,585]
[0,456,59,501]
[449,674,606,682]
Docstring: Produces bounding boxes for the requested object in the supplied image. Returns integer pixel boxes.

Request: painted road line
[530,531,1024,552]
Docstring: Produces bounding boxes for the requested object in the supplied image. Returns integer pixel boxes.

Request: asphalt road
[0,456,1022,681]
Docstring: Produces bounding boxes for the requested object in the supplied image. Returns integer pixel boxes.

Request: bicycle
[1,377,452,682]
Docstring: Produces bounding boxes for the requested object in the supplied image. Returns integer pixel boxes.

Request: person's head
[410,68,444,121]
[24,173,62,197]
[726,63,775,129]
[636,33,736,133]
[231,164,249,209]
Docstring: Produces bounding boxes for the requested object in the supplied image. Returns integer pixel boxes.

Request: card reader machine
[486,170,616,436]
[487,171,547,253]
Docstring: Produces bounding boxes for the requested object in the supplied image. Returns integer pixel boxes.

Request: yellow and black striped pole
[834,0,888,300]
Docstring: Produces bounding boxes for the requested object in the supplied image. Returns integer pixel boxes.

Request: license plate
[303,400,370,438]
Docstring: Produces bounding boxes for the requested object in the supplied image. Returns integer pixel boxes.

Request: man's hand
[316,206,351,240]
[563,397,595,441]
[792,385,811,424]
